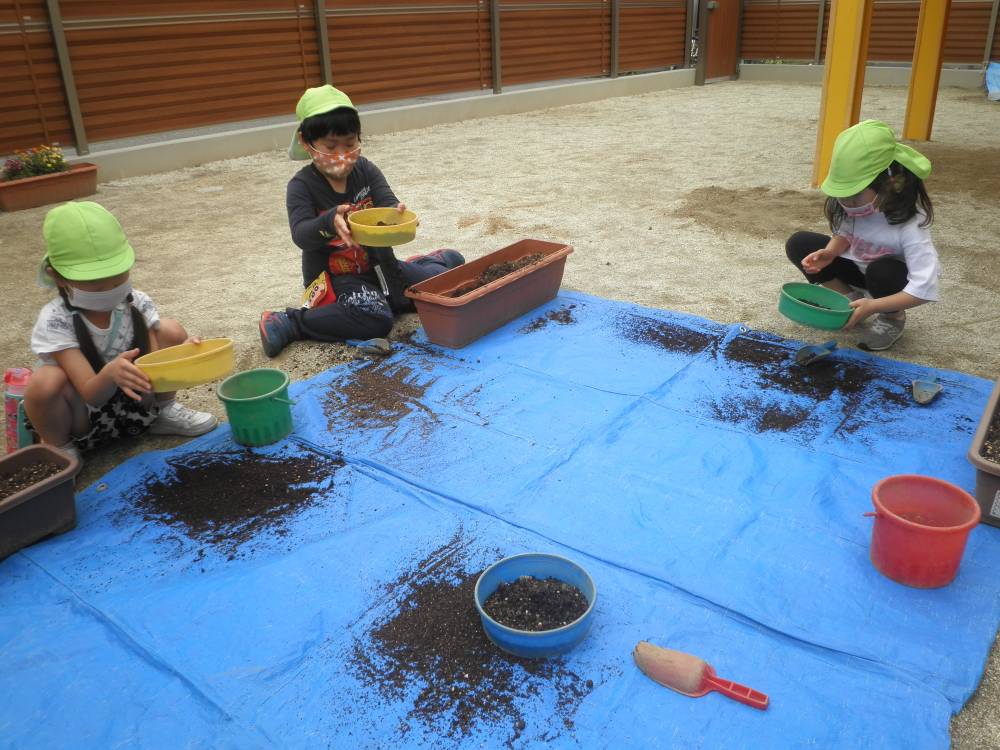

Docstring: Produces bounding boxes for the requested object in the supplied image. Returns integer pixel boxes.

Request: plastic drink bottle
[4,367,33,453]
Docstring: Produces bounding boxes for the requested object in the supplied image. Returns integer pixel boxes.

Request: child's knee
[157,318,188,346]
[25,366,74,410]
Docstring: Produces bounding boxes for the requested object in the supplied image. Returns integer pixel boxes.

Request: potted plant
[968,377,1000,527]
[0,144,98,212]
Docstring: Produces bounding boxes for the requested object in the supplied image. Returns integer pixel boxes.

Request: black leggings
[785,231,907,299]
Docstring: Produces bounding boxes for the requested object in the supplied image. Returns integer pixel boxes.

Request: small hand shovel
[345,338,393,356]
[911,377,943,405]
[794,339,837,367]
[633,641,769,711]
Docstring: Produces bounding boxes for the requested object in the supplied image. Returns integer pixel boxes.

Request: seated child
[25,201,218,463]
[785,120,940,351]
[258,84,464,357]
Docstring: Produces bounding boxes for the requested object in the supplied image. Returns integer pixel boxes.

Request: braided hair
[56,285,150,374]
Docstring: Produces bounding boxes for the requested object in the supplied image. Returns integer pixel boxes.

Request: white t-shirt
[31,290,160,366]
[834,211,941,301]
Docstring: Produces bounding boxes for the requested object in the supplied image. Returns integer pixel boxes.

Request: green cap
[39,201,135,286]
[821,120,932,197]
[289,84,357,160]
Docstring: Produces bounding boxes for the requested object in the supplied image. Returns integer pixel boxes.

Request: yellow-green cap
[39,201,135,286]
[821,120,932,197]
[289,84,357,160]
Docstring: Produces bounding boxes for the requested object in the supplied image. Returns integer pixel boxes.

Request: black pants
[286,251,463,342]
[785,231,907,299]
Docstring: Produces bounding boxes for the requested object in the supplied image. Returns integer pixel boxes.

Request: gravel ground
[1,80,997,747]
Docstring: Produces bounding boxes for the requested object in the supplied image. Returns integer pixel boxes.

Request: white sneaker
[56,441,83,465]
[859,312,906,351]
[149,401,219,437]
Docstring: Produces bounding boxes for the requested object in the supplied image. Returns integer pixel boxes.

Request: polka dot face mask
[306,143,361,179]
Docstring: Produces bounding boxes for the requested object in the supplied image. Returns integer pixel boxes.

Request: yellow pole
[812,0,874,187]
[903,0,951,141]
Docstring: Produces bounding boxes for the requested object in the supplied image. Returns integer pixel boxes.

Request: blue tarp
[987,61,1000,101]
[2,291,998,749]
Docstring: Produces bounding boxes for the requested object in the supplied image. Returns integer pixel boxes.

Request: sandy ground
[1,81,998,747]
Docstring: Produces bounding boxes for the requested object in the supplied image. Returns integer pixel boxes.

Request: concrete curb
[740,62,984,89]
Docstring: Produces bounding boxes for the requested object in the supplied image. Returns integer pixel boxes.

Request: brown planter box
[0,444,82,560]
[968,377,1000,528]
[405,238,573,348]
[0,163,98,212]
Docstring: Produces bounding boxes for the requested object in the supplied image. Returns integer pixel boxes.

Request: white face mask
[838,198,878,218]
[69,280,132,311]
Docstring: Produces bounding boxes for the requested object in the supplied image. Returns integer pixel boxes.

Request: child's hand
[183,336,202,345]
[801,248,833,274]
[396,203,407,213]
[332,204,359,248]
[106,348,152,401]
[844,298,877,330]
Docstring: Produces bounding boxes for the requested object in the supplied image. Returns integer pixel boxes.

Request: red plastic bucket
[868,475,981,588]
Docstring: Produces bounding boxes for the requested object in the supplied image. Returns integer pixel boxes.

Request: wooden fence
[1,0,997,156]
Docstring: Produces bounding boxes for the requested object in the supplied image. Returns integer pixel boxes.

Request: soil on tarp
[448,253,545,298]
[520,304,577,333]
[483,576,589,631]
[0,460,61,500]
[349,534,600,747]
[132,449,342,557]
[982,410,1000,464]
[325,360,438,434]
[713,332,910,434]
[618,312,720,354]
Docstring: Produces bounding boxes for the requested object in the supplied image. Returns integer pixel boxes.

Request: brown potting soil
[715,333,909,434]
[482,576,589,631]
[982,410,1000,464]
[0,460,61,501]
[447,253,545,298]
[325,360,437,433]
[133,449,342,556]
[349,535,598,746]
[618,313,719,355]
[520,304,577,333]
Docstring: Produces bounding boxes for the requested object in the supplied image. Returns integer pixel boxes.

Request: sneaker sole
[148,417,219,437]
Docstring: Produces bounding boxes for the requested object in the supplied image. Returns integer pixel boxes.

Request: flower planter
[404,238,573,348]
[0,163,98,212]
[0,444,81,560]
[968,377,1000,528]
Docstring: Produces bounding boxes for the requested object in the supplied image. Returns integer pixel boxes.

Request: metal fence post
[44,0,88,154]
[490,0,502,93]
[985,0,999,67]
[685,0,697,68]
[610,0,620,77]
[814,0,828,64]
[314,0,332,85]
[695,0,711,84]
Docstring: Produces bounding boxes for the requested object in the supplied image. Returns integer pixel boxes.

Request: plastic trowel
[633,641,770,710]
[345,338,393,356]
[794,339,837,366]
[912,376,943,405]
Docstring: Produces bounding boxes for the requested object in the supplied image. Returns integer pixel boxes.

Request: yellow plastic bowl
[348,207,418,247]
[136,338,235,391]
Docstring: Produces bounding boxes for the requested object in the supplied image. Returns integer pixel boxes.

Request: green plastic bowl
[778,283,852,330]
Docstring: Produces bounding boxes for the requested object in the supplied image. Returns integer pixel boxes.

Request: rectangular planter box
[0,163,98,212]
[968,377,1000,528]
[0,444,82,561]
[405,238,573,348]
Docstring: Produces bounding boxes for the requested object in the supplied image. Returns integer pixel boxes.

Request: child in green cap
[258,84,465,357]
[785,119,940,351]
[24,201,218,463]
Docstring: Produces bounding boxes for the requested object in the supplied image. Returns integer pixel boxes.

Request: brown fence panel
[0,2,75,154]
[326,2,491,103]
[618,0,687,72]
[942,1,993,62]
[500,3,610,85]
[741,0,822,61]
[57,3,321,144]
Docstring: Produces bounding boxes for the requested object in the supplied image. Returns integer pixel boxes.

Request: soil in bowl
[982,410,1000,463]
[446,253,545,298]
[349,533,603,746]
[483,575,589,631]
[0,460,62,501]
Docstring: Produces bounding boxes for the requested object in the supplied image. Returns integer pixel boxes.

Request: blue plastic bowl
[474,552,597,659]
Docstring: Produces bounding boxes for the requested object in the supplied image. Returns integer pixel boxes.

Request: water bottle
[4,367,33,453]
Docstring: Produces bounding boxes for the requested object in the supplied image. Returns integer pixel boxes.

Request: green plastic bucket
[217,368,294,447]
[778,282,853,330]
